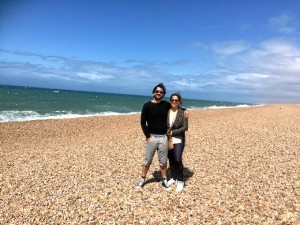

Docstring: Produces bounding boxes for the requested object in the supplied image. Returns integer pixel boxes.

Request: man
[136,83,172,190]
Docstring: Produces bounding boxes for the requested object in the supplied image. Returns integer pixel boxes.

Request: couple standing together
[136,83,188,192]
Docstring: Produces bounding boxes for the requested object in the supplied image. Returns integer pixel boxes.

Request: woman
[167,93,188,192]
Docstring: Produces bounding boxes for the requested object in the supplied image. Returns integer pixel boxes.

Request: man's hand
[184,109,189,118]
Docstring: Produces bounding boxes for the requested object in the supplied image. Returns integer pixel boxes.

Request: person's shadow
[143,167,194,186]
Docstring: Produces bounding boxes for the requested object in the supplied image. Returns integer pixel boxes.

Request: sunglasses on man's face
[154,90,165,94]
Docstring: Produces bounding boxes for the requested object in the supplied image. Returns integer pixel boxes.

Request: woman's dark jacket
[167,107,188,141]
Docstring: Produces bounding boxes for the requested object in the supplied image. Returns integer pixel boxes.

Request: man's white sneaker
[176,181,184,192]
[136,178,145,189]
[167,178,177,186]
[162,179,172,191]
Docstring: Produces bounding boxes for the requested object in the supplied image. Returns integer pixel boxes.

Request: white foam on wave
[188,104,263,110]
[0,110,140,123]
[0,110,41,122]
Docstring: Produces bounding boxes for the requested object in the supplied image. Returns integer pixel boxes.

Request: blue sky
[1,0,300,104]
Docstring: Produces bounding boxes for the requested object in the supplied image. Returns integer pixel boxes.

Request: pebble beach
[1,104,299,224]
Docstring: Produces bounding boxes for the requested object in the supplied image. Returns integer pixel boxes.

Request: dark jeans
[168,142,184,181]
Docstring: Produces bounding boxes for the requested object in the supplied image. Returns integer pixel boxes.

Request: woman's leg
[168,149,176,180]
[173,142,184,181]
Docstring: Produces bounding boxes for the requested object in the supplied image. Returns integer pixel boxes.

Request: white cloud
[169,37,300,103]
[77,73,114,81]
[212,40,250,55]
[213,38,300,102]
[259,39,298,55]
[268,12,298,34]
[174,79,218,89]
[227,73,270,81]
[246,39,300,74]
[173,80,201,89]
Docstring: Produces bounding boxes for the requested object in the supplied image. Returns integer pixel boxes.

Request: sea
[0,85,257,122]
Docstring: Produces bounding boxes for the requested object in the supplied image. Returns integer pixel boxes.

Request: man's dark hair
[152,83,166,94]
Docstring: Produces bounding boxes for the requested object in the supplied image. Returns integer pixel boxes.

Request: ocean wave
[0,105,262,123]
[0,110,140,123]
[188,104,263,110]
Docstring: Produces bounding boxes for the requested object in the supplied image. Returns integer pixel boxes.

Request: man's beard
[154,95,163,101]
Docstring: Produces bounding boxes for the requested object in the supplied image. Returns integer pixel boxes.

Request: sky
[1,0,300,104]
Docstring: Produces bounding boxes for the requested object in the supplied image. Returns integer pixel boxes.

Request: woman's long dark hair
[169,93,182,105]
